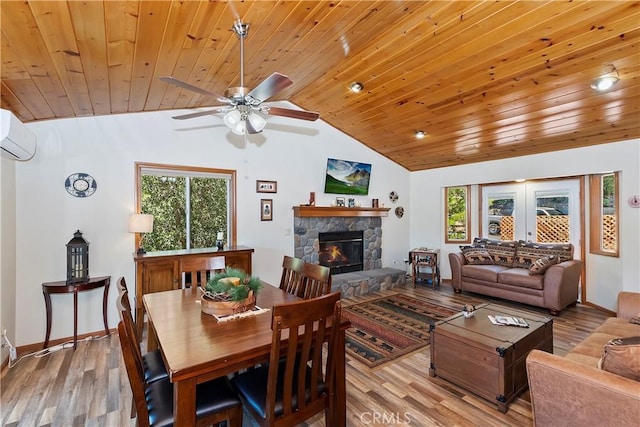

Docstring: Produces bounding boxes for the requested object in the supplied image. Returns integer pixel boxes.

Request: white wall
[10,108,639,347]
[1,156,17,361]
[410,139,640,311]
[14,106,410,346]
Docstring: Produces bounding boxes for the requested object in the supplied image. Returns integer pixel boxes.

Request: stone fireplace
[292,206,405,297]
[294,216,382,270]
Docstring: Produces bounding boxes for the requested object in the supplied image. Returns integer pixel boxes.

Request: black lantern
[66,230,89,284]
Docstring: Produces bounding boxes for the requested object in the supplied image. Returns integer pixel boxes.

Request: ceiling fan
[159,20,319,135]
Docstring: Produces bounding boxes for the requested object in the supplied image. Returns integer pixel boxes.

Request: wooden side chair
[116,284,168,385]
[180,256,226,288]
[117,320,243,427]
[279,255,305,296]
[299,262,332,299]
[230,292,342,427]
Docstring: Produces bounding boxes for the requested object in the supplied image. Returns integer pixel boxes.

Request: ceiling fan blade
[171,107,230,120]
[159,76,233,104]
[246,73,293,104]
[261,106,319,121]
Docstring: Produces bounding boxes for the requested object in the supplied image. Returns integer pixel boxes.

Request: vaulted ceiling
[2,1,639,171]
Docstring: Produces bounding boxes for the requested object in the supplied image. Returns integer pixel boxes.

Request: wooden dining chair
[299,262,332,299]
[117,320,243,427]
[116,280,168,385]
[180,256,226,288]
[230,292,342,427]
[279,255,305,297]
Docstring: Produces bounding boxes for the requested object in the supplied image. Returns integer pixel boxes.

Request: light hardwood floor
[1,284,608,427]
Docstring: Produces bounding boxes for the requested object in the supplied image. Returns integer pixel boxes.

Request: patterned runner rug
[343,294,458,368]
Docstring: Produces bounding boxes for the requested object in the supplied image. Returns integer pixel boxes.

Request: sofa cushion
[529,255,560,275]
[597,336,640,381]
[473,238,517,267]
[461,264,508,282]
[514,241,574,269]
[564,318,640,368]
[497,268,544,290]
[460,245,494,265]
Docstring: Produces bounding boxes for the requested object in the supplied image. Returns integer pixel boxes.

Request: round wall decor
[389,191,399,203]
[395,206,404,218]
[65,173,97,198]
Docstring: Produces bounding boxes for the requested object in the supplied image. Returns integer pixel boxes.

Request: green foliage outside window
[190,177,228,248]
[141,175,228,251]
[445,186,470,243]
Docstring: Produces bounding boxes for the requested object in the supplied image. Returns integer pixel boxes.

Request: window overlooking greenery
[445,185,471,243]
[135,163,236,252]
[589,172,618,256]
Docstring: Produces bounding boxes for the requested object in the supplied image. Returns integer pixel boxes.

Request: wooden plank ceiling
[2,0,639,171]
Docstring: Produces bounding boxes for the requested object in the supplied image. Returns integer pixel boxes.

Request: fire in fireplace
[318,231,363,274]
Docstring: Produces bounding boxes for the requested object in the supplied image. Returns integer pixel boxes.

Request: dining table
[143,283,349,426]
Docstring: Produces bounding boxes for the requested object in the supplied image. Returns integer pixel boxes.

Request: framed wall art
[261,199,273,221]
[256,180,277,193]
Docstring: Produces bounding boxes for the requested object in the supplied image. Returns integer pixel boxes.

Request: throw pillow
[528,255,560,275]
[460,246,494,265]
[473,238,517,267]
[597,336,640,381]
[514,240,574,268]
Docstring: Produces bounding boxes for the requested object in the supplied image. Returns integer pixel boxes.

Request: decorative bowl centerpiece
[201,268,263,316]
[462,304,476,319]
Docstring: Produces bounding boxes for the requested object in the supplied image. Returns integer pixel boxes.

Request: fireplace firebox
[319,231,363,274]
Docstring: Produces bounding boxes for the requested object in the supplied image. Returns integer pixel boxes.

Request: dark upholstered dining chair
[279,256,332,300]
[299,262,332,299]
[279,255,305,296]
[116,277,168,385]
[117,292,243,427]
[180,256,226,288]
[230,292,342,427]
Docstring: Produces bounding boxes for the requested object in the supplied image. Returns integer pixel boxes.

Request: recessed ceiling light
[349,82,363,93]
[591,75,619,91]
[415,130,426,139]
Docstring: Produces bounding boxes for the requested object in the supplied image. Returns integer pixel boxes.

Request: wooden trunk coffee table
[429,303,553,413]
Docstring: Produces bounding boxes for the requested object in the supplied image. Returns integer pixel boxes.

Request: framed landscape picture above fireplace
[324,158,371,195]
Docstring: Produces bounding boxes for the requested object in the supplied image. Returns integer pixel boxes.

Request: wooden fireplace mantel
[292,206,390,218]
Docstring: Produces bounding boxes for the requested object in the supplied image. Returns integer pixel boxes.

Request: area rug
[343,294,457,368]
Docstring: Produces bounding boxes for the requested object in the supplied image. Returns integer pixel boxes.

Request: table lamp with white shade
[129,213,154,254]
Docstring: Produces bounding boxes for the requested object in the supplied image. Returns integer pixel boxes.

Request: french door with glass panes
[481,179,581,258]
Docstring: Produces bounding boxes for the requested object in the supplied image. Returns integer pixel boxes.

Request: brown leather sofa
[449,239,582,315]
[526,292,640,427]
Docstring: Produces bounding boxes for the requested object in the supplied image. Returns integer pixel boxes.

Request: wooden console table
[133,246,254,336]
[42,276,111,350]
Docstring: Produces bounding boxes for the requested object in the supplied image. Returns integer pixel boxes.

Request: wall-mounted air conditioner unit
[0,109,37,161]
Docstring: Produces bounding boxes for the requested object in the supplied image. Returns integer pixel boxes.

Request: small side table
[410,248,440,289]
[42,276,110,349]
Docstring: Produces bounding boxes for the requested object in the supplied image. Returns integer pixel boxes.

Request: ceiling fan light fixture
[231,122,245,135]
[349,82,363,93]
[415,130,426,139]
[223,109,242,128]
[247,112,267,132]
[591,75,619,91]
[224,109,247,135]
